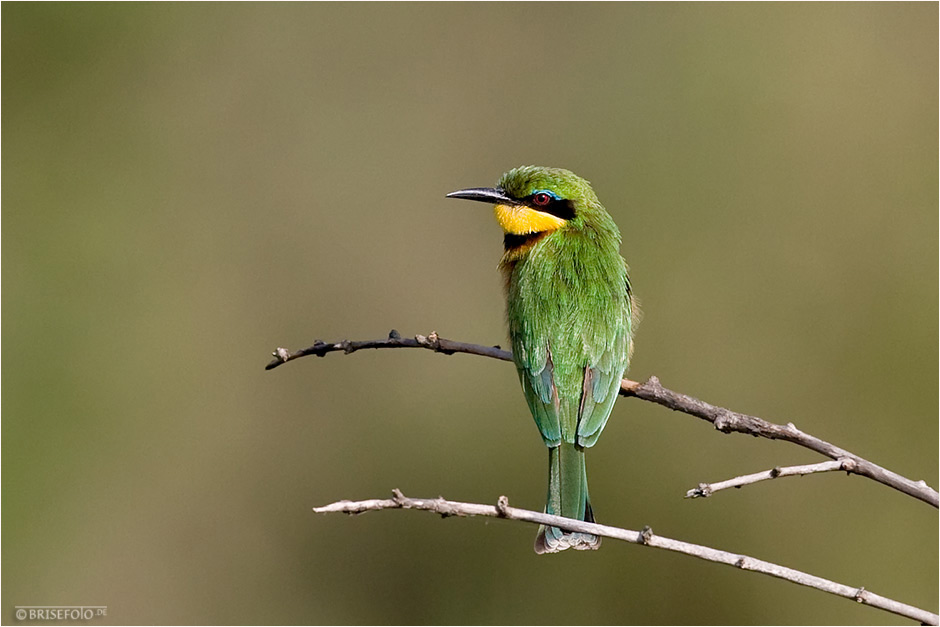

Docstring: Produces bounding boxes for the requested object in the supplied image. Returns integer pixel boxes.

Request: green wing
[514,338,563,447]
[576,291,632,447]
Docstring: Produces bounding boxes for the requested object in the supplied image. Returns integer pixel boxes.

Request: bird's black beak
[446,187,515,205]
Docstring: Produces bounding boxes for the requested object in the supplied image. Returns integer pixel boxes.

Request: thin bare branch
[265,330,512,370]
[267,331,939,508]
[313,490,938,625]
[686,459,854,498]
[626,377,938,508]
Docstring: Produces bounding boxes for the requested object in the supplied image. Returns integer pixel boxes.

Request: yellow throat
[493,204,566,235]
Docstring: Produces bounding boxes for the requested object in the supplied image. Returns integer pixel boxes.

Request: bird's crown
[498,166,599,207]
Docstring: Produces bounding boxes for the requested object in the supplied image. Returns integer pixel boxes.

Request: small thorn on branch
[496,495,510,517]
[639,525,653,545]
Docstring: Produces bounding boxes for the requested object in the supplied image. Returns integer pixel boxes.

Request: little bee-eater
[448,166,635,554]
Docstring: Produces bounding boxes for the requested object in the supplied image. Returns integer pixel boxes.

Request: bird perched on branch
[448,166,635,553]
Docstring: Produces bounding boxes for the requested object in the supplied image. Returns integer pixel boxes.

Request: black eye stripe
[522,195,575,220]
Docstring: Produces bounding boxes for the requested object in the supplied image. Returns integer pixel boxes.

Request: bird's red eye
[533,193,552,206]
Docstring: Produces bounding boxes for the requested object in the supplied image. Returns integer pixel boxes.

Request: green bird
[448,166,635,554]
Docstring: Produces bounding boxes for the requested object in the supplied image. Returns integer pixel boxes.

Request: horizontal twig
[267,331,939,508]
[686,459,854,498]
[313,490,938,625]
[265,330,511,370]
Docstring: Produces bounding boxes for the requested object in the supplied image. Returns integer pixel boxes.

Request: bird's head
[446,166,603,236]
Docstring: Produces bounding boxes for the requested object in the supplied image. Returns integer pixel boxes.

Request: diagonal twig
[266,331,939,508]
[686,459,855,498]
[620,377,937,507]
[313,490,938,625]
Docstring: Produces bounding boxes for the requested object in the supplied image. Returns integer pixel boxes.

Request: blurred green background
[3,3,937,625]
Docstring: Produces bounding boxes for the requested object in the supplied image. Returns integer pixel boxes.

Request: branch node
[770,466,782,478]
[391,489,407,507]
[735,556,750,570]
[273,347,291,362]
[415,333,435,349]
[855,587,868,603]
[840,458,857,474]
[496,495,510,517]
[388,329,401,340]
[435,496,454,518]
[714,410,736,433]
[638,525,653,545]
[686,483,712,499]
[340,340,354,354]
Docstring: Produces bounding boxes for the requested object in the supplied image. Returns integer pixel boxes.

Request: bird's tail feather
[534,442,600,554]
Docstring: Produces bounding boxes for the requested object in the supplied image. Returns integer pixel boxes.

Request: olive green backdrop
[3,3,937,625]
